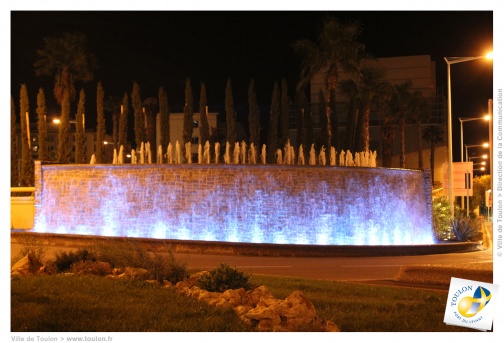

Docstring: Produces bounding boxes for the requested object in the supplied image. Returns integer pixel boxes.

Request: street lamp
[444,52,493,217]
[465,143,489,163]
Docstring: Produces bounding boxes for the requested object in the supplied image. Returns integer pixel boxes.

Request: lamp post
[444,52,493,217]
[459,116,491,209]
[465,143,489,163]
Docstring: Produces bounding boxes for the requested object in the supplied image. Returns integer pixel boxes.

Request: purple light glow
[33,164,435,245]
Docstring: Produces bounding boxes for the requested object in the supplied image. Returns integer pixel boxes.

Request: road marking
[236,266,293,268]
[340,265,403,268]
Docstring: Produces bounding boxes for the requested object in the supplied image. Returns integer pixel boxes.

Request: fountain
[233,142,240,164]
[224,142,231,164]
[318,146,326,166]
[118,145,124,164]
[215,142,220,163]
[249,143,257,165]
[203,141,211,164]
[330,147,336,166]
[157,145,163,164]
[112,149,118,164]
[32,141,435,247]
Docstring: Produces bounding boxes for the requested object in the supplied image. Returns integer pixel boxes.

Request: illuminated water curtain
[33,163,435,245]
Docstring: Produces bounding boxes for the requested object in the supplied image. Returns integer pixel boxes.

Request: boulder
[11,253,42,276]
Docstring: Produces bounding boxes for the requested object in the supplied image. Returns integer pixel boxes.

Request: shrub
[197,263,253,292]
[54,249,96,273]
[92,240,188,283]
[432,196,452,240]
[450,216,483,242]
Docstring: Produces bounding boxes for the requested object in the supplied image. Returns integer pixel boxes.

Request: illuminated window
[193,120,199,128]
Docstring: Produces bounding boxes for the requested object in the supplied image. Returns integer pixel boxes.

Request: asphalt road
[171,249,493,282]
[11,236,492,283]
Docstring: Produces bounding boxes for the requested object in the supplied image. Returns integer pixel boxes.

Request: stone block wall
[33,161,434,245]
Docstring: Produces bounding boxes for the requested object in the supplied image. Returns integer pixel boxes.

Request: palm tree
[225,78,236,147]
[292,16,365,150]
[20,84,34,186]
[339,63,385,153]
[409,91,430,170]
[391,81,414,168]
[34,32,97,105]
[422,125,444,186]
[373,81,395,167]
[292,16,364,92]
[158,87,170,153]
[199,82,210,146]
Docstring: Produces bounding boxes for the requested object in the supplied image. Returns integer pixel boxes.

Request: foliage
[199,82,210,146]
[36,88,48,162]
[225,78,236,146]
[432,195,452,240]
[248,78,261,148]
[95,82,105,163]
[197,263,253,293]
[470,175,491,213]
[132,82,145,149]
[11,96,18,187]
[449,216,484,242]
[20,84,34,186]
[58,88,71,163]
[75,88,87,163]
[119,91,129,150]
[280,78,290,146]
[267,81,280,163]
[91,240,188,284]
[183,78,194,154]
[54,249,97,273]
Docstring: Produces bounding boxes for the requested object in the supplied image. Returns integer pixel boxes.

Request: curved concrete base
[11,232,483,257]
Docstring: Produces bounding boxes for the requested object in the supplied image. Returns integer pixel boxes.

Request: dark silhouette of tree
[318,90,328,152]
[104,94,122,150]
[20,84,34,186]
[422,125,444,186]
[143,97,158,160]
[294,90,307,150]
[183,78,194,162]
[293,16,365,151]
[392,81,414,168]
[34,32,97,105]
[58,87,71,163]
[131,82,144,149]
[373,81,395,167]
[158,87,170,153]
[75,89,87,163]
[280,78,290,146]
[410,90,429,170]
[118,92,129,151]
[11,96,18,187]
[225,78,236,147]
[199,82,210,146]
[95,82,105,163]
[329,88,338,152]
[36,88,48,162]
[248,78,261,148]
[267,81,280,163]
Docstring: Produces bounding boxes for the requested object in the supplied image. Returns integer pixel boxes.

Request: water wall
[33,161,435,245]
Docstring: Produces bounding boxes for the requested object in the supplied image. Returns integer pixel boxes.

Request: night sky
[9,9,495,161]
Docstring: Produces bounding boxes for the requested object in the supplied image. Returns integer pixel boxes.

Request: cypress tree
[58,87,71,163]
[294,90,307,150]
[199,82,210,146]
[329,88,338,152]
[248,78,260,147]
[225,78,236,146]
[96,82,105,163]
[11,96,18,187]
[158,87,170,152]
[183,78,194,162]
[280,78,290,146]
[267,81,280,163]
[36,88,48,162]
[132,82,145,149]
[318,90,329,152]
[75,89,87,163]
[20,84,34,186]
[118,92,129,150]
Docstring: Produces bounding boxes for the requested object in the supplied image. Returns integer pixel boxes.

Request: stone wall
[33,161,434,245]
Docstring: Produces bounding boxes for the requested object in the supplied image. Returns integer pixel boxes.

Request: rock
[11,253,42,276]
[116,267,149,280]
[324,320,340,332]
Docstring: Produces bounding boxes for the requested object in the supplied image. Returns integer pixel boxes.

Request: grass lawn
[11,273,478,332]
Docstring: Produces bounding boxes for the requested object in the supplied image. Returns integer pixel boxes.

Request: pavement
[10,231,494,290]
